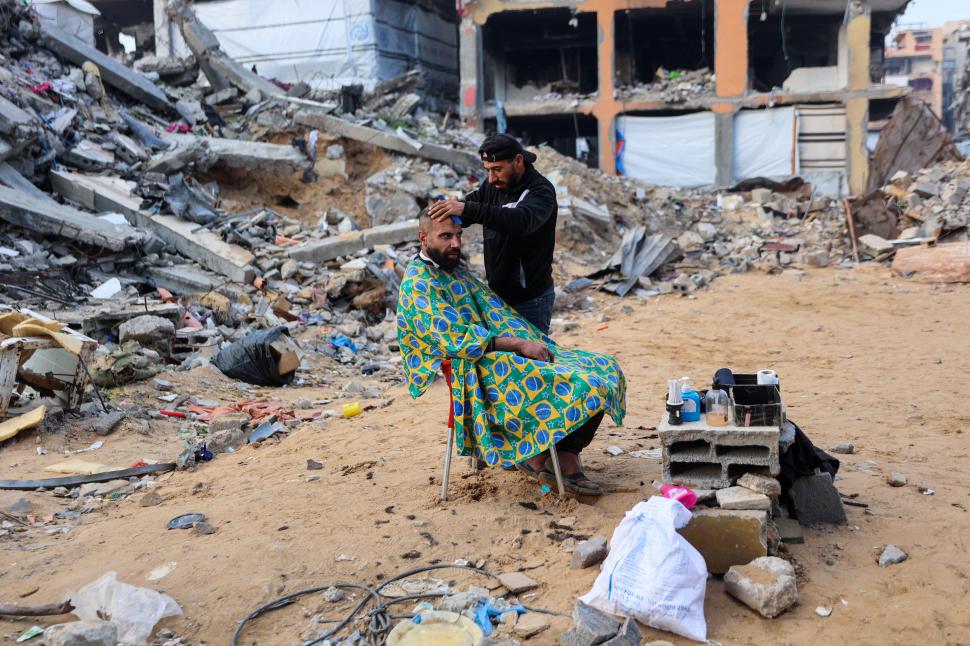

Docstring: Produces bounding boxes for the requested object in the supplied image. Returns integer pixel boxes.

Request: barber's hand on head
[516,339,554,363]
[427,198,464,222]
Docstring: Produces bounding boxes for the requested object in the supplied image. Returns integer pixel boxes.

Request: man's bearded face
[420,218,462,271]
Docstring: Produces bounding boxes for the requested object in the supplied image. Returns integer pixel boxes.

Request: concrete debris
[878,544,908,567]
[789,473,847,525]
[724,556,798,618]
[43,620,118,646]
[571,535,608,569]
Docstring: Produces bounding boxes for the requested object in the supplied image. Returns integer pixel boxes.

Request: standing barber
[427,133,558,334]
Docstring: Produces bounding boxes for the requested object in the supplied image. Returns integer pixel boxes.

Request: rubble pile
[863,161,970,259]
[617,67,715,104]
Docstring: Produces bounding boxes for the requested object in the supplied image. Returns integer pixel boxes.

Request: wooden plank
[294,108,480,169]
[891,242,970,283]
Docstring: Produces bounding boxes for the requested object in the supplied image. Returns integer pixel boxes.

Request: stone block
[790,473,846,524]
[678,508,767,574]
[513,613,549,638]
[44,620,118,646]
[361,219,419,247]
[208,412,249,433]
[773,518,804,544]
[497,571,538,594]
[879,544,907,567]
[602,618,641,646]
[289,231,364,262]
[716,486,771,510]
[724,556,798,618]
[737,473,781,497]
[571,535,608,569]
[563,601,621,646]
[119,314,175,347]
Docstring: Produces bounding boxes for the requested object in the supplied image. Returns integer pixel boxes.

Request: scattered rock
[878,544,908,567]
[829,442,854,454]
[306,459,324,470]
[815,606,832,617]
[605,446,624,456]
[603,618,642,646]
[512,613,549,639]
[887,472,907,487]
[194,521,217,535]
[497,571,539,594]
[723,556,798,618]
[139,491,162,507]
[571,535,608,569]
[790,473,846,524]
[323,586,345,602]
[44,621,118,646]
[562,601,621,646]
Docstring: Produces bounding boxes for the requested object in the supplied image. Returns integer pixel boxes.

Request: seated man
[396,210,626,496]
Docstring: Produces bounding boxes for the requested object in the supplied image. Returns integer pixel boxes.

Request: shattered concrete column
[714,106,735,187]
[458,16,483,130]
[594,7,617,174]
[840,0,871,195]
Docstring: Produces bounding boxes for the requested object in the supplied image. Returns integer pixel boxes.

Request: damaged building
[459,0,913,195]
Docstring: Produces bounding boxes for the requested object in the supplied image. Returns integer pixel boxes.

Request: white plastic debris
[67,571,181,644]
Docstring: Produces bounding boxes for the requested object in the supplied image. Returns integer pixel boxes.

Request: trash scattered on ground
[67,571,181,644]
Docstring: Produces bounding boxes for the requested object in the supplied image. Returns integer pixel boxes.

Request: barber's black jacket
[461,166,557,305]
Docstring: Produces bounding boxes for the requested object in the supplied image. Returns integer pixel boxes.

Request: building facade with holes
[458,0,913,196]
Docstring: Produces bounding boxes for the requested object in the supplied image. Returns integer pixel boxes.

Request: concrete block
[659,413,780,489]
[737,473,781,497]
[724,556,798,618]
[361,219,419,248]
[208,412,249,434]
[716,486,771,511]
[512,613,549,638]
[289,231,364,263]
[790,472,846,524]
[571,535,608,569]
[678,508,767,574]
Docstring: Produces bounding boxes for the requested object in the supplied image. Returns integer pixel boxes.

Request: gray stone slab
[790,472,847,524]
[0,184,142,251]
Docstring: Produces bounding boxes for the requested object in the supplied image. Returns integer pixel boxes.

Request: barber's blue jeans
[511,287,555,335]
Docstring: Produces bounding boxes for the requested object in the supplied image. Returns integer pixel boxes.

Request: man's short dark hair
[479,133,537,164]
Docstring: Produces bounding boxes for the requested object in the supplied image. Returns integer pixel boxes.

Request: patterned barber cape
[396,257,626,467]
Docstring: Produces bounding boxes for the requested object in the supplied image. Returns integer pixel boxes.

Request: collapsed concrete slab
[0,162,48,200]
[294,109,480,169]
[288,220,419,263]
[0,96,35,134]
[164,133,311,173]
[49,170,254,282]
[171,3,284,100]
[0,184,142,252]
[38,23,176,115]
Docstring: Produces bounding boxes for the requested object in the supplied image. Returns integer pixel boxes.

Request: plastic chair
[439,359,565,501]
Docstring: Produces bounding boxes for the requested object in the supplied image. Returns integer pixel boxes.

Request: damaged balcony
[479,8,598,119]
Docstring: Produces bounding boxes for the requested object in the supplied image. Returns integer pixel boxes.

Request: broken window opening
[482,9,598,105]
[614,2,714,97]
[487,114,599,169]
[748,10,842,92]
[90,0,155,60]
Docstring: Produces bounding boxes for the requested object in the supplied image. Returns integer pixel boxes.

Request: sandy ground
[2,265,970,645]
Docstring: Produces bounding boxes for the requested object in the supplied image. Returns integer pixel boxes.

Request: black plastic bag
[213,327,295,387]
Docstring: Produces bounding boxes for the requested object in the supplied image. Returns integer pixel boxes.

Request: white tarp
[185,0,457,102]
[616,112,716,187]
[733,107,798,181]
[30,0,99,46]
